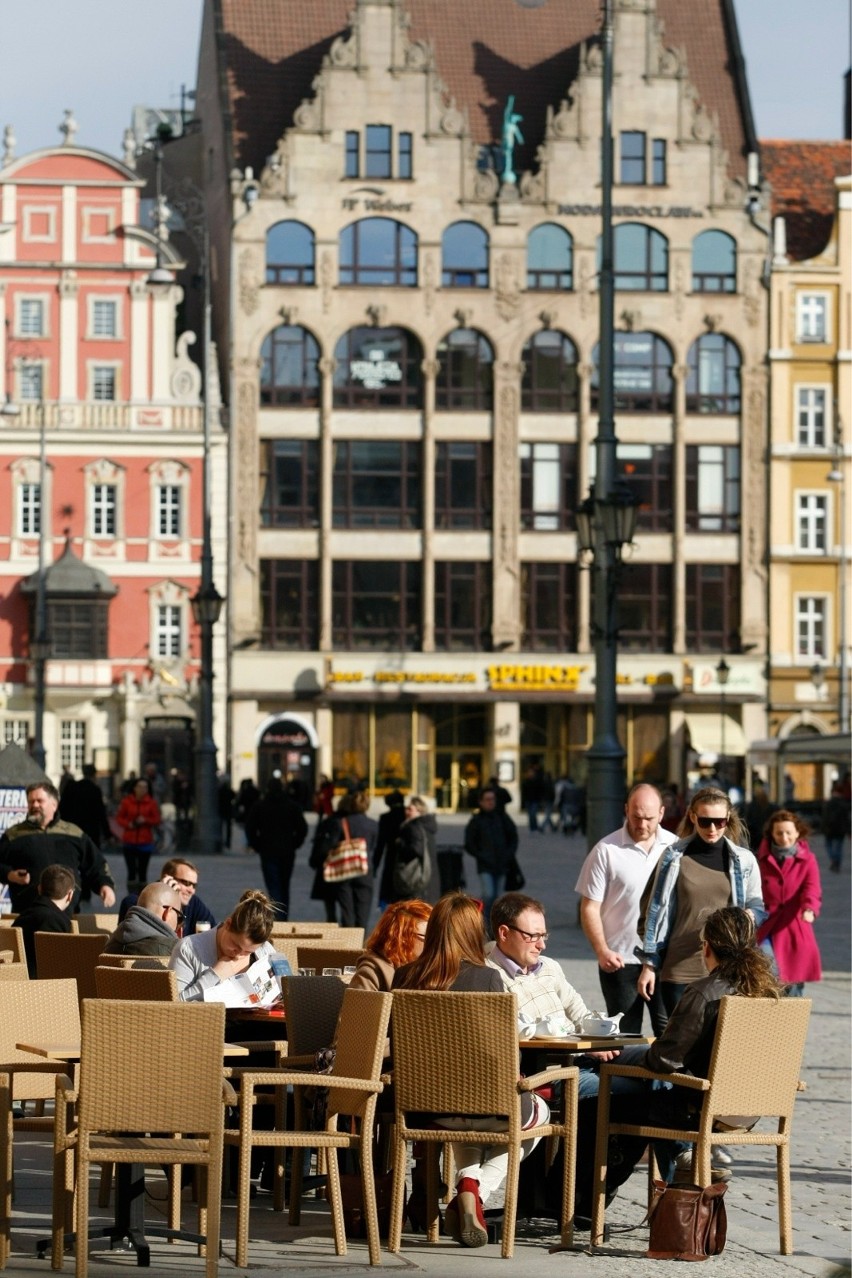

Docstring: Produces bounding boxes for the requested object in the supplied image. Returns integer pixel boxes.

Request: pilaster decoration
[422,251,437,314]
[673,258,686,320]
[472,168,500,203]
[329,32,357,68]
[171,331,202,402]
[492,381,520,650]
[703,313,722,333]
[293,98,321,133]
[279,304,299,326]
[743,259,762,328]
[723,177,747,208]
[59,270,78,298]
[366,303,387,327]
[519,168,545,203]
[619,308,641,332]
[577,361,593,383]
[320,251,334,313]
[578,254,594,319]
[742,369,768,583]
[453,307,473,329]
[672,363,688,383]
[235,379,258,569]
[439,105,466,137]
[420,358,439,379]
[318,355,337,378]
[539,309,556,329]
[238,248,261,316]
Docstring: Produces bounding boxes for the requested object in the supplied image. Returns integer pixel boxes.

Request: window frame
[259,324,321,406]
[526,224,573,291]
[795,491,829,553]
[16,294,48,338]
[18,481,41,536]
[685,445,741,533]
[48,598,109,659]
[796,292,829,343]
[260,439,320,529]
[592,332,674,413]
[22,205,56,242]
[618,563,673,651]
[332,440,421,529]
[691,230,737,293]
[339,217,418,288]
[156,484,182,539]
[435,328,494,411]
[332,560,421,651]
[59,720,87,774]
[333,326,424,410]
[19,360,45,401]
[434,441,492,530]
[88,296,120,339]
[155,603,183,659]
[90,363,118,401]
[686,333,741,414]
[685,564,741,652]
[260,559,319,650]
[519,442,578,531]
[610,222,669,291]
[441,221,489,288]
[265,221,316,286]
[91,482,117,537]
[521,561,578,652]
[433,561,492,651]
[794,594,828,660]
[796,385,828,448]
[619,131,647,184]
[521,330,579,412]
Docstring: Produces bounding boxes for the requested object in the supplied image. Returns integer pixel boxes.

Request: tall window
[332,441,421,528]
[685,565,741,652]
[2,720,28,746]
[156,485,181,537]
[19,298,45,336]
[526,225,573,290]
[442,222,489,287]
[522,562,577,651]
[265,221,315,285]
[19,483,41,535]
[686,333,741,413]
[796,387,827,447]
[519,443,577,531]
[608,223,668,290]
[796,294,827,342]
[20,362,44,400]
[333,327,423,409]
[259,324,320,406]
[619,564,672,650]
[795,596,826,659]
[591,332,674,412]
[685,446,740,532]
[521,331,578,412]
[344,126,412,179]
[435,329,494,410]
[260,560,318,650]
[91,366,116,401]
[332,561,421,650]
[339,218,417,286]
[155,604,182,658]
[619,131,667,185]
[692,230,736,293]
[49,600,109,658]
[260,441,319,528]
[796,494,828,552]
[615,444,673,532]
[91,483,116,536]
[60,721,86,774]
[434,442,492,529]
[91,299,118,336]
[434,562,491,650]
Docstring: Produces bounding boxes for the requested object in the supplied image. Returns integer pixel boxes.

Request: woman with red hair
[348,899,432,992]
[756,809,822,995]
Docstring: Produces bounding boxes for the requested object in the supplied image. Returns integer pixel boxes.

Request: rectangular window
[155,604,182,657]
[796,387,826,447]
[49,601,108,658]
[685,564,741,652]
[398,131,413,179]
[156,485,181,538]
[521,562,577,651]
[260,559,319,650]
[60,721,86,774]
[685,445,741,532]
[332,441,421,528]
[91,366,116,401]
[365,125,392,179]
[434,442,492,529]
[19,483,41,536]
[619,564,672,651]
[19,298,45,336]
[332,560,421,650]
[797,293,827,342]
[434,562,491,651]
[260,440,319,528]
[620,131,646,184]
[2,720,29,746]
[344,130,360,178]
[20,362,43,401]
[591,443,673,532]
[796,493,828,552]
[92,299,118,338]
[651,138,667,185]
[91,483,117,537]
[519,442,577,531]
[796,595,826,659]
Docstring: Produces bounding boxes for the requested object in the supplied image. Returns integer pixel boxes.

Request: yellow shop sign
[487,663,586,692]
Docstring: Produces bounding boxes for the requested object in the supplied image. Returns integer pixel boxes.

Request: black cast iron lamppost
[716,656,730,786]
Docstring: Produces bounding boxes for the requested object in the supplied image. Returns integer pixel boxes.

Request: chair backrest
[34,932,108,1001]
[96,953,171,969]
[704,995,811,1121]
[329,928,364,947]
[77,999,226,1135]
[282,974,347,1055]
[74,913,119,935]
[95,965,178,1001]
[0,926,26,965]
[326,988,393,1120]
[296,945,363,973]
[0,962,29,982]
[268,937,300,972]
[270,922,335,938]
[391,991,520,1119]
[0,978,80,1099]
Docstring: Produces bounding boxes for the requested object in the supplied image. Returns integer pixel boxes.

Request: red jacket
[116,793,161,847]
[756,838,822,984]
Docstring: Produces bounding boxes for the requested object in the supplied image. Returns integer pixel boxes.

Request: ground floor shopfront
[229,652,767,811]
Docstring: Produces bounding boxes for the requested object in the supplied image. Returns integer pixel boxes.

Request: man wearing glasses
[103,881,185,956]
[117,857,215,936]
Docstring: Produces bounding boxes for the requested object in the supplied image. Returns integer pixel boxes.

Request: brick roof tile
[761,140,850,260]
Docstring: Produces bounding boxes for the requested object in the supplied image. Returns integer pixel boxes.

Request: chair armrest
[519,1065,580,1092]
[230,1039,288,1056]
[222,1080,238,1106]
[275,1053,318,1069]
[228,1068,383,1094]
[600,1062,709,1091]
[53,1073,77,1152]
[54,1074,76,1104]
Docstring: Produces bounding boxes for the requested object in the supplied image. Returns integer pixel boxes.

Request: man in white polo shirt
[574,782,677,1035]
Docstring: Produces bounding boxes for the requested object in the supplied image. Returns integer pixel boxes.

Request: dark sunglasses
[163,906,186,924]
[173,877,197,889]
[696,815,727,829]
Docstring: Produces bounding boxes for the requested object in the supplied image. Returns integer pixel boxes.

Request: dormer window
[344,126,413,179]
[620,132,666,186]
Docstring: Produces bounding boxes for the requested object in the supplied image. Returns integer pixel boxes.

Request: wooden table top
[519,1033,651,1051]
[16,1040,250,1060]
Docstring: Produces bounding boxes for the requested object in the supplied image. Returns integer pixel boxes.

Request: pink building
[0,134,227,790]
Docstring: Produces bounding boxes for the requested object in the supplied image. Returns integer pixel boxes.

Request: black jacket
[14,896,73,975]
[464,809,518,874]
[0,818,114,912]
[245,790,308,862]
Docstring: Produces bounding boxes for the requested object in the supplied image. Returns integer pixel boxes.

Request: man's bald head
[138,881,182,916]
[624,783,665,845]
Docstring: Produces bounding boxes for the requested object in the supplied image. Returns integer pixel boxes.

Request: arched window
[259,325,320,407]
[338,218,418,286]
[333,326,423,409]
[686,333,741,413]
[692,230,737,293]
[435,329,494,410]
[442,221,489,288]
[601,223,668,290]
[526,224,573,290]
[265,221,315,285]
[591,332,674,412]
[521,331,578,412]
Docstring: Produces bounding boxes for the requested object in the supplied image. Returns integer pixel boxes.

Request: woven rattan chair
[73,915,118,935]
[34,934,107,1002]
[296,944,363,973]
[95,954,170,969]
[224,987,392,1267]
[0,964,28,983]
[0,929,25,967]
[52,999,234,1278]
[94,966,178,1001]
[590,995,812,1255]
[388,990,579,1259]
[268,937,300,972]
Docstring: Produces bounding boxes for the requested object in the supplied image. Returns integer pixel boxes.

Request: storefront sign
[0,787,27,833]
[328,670,477,686]
[556,203,704,218]
[487,664,586,691]
[350,350,403,389]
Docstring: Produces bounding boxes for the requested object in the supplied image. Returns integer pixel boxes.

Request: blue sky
[0,0,848,158]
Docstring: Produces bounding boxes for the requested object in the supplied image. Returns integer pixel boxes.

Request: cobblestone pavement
[5,816,849,1276]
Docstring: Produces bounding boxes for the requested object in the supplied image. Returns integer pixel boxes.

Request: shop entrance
[258,718,316,806]
[434,751,484,813]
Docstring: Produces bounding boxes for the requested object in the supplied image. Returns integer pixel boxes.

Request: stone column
[672,362,687,654]
[491,360,522,650]
[420,357,438,652]
[58,272,78,402]
[318,354,336,652]
[232,355,262,642]
[740,365,769,654]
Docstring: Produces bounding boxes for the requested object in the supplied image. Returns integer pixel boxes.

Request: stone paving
[4,815,850,1276]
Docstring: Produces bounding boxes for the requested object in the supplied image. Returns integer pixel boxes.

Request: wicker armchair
[95,954,170,969]
[94,966,178,1001]
[73,915,118,936]
[388,990,579,1259]
[295,945,363,973]
[52,999,234,1278]
[0,965,28,983]
[33,934,107,1002]
[224,987,392,1267]
[590,994,812,1255]
[0,930,25,967]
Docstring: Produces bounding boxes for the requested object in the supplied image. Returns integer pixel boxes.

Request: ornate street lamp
[716,656,731,785]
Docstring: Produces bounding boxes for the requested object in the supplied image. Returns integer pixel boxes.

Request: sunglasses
[163,906,186,925]
[695,815,727,829]
[173,877,197,889]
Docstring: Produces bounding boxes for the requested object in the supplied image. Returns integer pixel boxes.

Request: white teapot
[580,1011,624,1037]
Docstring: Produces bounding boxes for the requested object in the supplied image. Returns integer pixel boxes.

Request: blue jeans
[825,836,844,867]
[478,871,506,928]
[259,854,295,921]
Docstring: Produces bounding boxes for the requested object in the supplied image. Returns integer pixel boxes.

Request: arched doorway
[257,716,318,808]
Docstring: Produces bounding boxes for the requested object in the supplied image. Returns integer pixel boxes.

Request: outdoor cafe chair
[72,915,118,936]
[94,966,178,1001]
[0,965,28,983]
[0,930,25,967]
[34,934,107,1003]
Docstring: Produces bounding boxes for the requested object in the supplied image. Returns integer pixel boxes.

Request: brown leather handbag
[647,1179,728,1260]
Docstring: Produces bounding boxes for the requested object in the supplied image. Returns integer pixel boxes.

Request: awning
[684,712,748,759]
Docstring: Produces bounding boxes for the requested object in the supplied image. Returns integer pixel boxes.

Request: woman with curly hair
[348,899,432,992]
[756,809,822,995]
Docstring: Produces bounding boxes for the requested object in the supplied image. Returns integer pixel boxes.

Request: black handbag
[505,856,525,891]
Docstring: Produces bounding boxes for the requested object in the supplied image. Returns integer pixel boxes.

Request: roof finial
[2,125,15,166]
[59,109,78,146]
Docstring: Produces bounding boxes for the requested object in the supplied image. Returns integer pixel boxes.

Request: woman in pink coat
[756,809,822,995]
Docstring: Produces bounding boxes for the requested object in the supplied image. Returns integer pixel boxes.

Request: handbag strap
[340,818,350,841]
